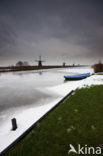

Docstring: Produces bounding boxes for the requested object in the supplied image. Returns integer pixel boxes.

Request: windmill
[35,56,45,67]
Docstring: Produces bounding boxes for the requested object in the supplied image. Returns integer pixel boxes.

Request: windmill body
[35,56,45,67]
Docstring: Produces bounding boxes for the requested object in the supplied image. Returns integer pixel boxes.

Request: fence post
[11,118,17,130]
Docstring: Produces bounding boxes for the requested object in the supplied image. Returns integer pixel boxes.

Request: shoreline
[0,65,90,73]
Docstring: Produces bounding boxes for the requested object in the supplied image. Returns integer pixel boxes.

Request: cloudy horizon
[0,0,103,66]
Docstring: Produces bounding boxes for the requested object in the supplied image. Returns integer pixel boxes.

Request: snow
[0,98,61,153]
[0,67,103,154]
[47,75,103,96]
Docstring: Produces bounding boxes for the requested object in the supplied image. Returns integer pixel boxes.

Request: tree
[16,61,29,66]
[23,61,29,66]
[16,61,24,66]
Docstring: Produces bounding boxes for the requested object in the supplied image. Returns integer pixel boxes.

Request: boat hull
[64,73,90,81]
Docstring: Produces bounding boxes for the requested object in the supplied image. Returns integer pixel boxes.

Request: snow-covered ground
[0,67,103,153]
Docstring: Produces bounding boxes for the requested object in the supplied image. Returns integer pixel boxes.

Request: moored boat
[64,73,90,80]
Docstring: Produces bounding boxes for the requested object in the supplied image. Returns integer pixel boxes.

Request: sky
[0,0,103,66]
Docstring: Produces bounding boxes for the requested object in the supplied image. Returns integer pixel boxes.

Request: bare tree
[23,61,29,66]
[16,61,24,66]
[16,61,29,66]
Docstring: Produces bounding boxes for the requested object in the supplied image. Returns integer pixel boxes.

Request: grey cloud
[0,0,103,65]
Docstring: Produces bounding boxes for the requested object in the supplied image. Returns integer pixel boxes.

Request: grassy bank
[4,85,103,156]
[95,73,103,75]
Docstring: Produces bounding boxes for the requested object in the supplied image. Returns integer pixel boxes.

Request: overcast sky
[0,0,103,65]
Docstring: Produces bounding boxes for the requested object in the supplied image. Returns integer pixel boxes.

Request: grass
[95,73,103,75]
[4,85,103,156]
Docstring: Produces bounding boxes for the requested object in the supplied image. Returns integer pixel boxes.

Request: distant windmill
[63,62,66,67]
[35,56,45,67]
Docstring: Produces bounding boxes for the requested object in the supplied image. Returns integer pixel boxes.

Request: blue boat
[64,73,90,80]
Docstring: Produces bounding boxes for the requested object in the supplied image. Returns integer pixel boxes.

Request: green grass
[95,73,103,75]
[4,85,103,156]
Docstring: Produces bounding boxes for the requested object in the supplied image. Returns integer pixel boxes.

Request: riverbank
[0,65,89,73]
[3,85,103,156]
